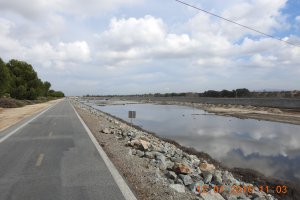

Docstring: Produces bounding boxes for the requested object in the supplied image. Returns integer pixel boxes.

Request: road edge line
[71,102,138,200]
[0,101,60,143]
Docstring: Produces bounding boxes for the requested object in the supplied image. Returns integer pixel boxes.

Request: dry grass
[0,99,62,132]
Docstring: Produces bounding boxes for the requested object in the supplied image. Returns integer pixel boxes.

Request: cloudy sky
[0,0,299,95]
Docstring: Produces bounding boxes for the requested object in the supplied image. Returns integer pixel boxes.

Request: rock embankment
[73,100,277,200]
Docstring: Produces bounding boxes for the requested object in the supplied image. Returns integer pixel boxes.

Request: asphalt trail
[0,99,128,200]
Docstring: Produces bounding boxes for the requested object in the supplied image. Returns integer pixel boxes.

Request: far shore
[142,100,300,126]
[84,96,300,126]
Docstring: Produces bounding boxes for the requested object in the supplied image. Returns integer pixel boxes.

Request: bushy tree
[203,90,220,97]
[0,58,11,96]
[0,57,64,100]
[235,88,251,97]
[220,90,234,97]
[7,59,39,99]
[48,90,65,98]
[43,81,51,96]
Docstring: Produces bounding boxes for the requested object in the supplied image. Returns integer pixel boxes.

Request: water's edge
[81,101,300,200]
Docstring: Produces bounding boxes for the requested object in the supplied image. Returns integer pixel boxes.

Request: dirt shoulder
[74,102,196,200]
[0,99,63,132]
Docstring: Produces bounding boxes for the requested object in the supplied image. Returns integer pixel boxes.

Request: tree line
[151,88,251,98]
[0,58,64,100]
[83,88,251,98]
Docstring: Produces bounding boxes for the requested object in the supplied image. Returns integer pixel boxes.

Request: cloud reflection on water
[95,102,300,183]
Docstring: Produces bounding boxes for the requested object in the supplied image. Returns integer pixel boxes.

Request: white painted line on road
[0,102,58,144]
[71,103,137,200]
[35,153,45,167]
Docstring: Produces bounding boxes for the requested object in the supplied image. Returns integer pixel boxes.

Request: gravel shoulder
[0,99,62,131]
[74,102,196,200]
[72,100,288,200]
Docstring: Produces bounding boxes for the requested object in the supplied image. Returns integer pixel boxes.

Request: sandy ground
[0,99,63,132]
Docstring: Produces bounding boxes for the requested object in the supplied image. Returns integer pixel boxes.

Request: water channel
[86,100,300,184]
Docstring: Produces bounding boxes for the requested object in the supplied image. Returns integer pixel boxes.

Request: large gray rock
[166,171,177,180]
[170,184,185,193]
[213,170,223,185]
[155,152,167,170]
[145,152,155,159]
[178,174,193,186]
[136,150,145,157]
[102,128,111,134]
[159,146,168,154]
[131,149,137,155]
[175,177,183,185]
[170,156,182,163]
[222,171,239,185]
[203,172,213,184]
[159,162,167,171]
[168,179,175,184]
[165,160,174,170]
[167,148,175,157]
[156,153,166,163]
[190,173,202,182]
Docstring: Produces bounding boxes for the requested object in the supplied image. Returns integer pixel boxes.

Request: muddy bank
[72,100,300,200]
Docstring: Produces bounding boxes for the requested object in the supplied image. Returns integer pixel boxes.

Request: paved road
[0,99,127,200]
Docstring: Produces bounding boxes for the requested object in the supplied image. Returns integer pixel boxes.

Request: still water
[89,101,300,183]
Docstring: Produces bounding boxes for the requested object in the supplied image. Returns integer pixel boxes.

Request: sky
[0,0,299,96]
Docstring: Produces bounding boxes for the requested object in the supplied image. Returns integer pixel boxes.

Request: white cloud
[0,18,23,56]
[0,0,141,19]
[95,15,199,65]
[94,12,299,69]
[98,16,166,50]
[0,18,14,35]
[25,41,91,69]
[58,41,91,62]
[188,0,288,41]
[58,0,141,17]
[0,0,299,95]
[0,0,55,19]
